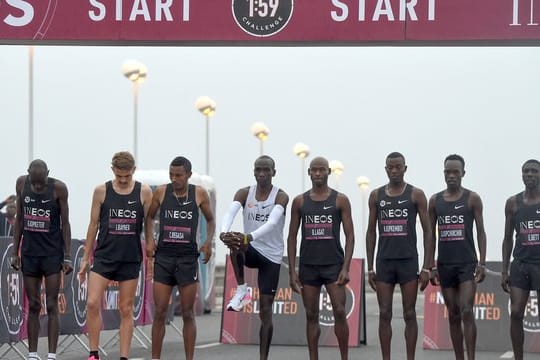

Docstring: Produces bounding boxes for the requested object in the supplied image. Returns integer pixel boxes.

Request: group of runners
[7,151,539,360]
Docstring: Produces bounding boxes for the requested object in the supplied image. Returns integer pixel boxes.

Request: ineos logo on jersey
[248,213,269,222]
[318,285,355,326]
[438,215,464,224]
[305,214,333,224]
[24,206,51,217]
[232,0,293,37]
[380,208,408,218]
[0,244,23,335]
[109,208,137,219]
[164,210,193,220]
[520,220,540,229]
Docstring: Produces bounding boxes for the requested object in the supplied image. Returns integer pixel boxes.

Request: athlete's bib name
[164,209,193,220]
[23,206,51,232]
[438,215,465,241]
[305,214,333,240]
[88,0,191,22]
[163,225,191,243]
[109,208,137,218]
[108,208,137,235]
[248,213,269,222]
[520,220,540,245]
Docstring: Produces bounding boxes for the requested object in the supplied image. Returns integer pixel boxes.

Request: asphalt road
[1,292,535,359]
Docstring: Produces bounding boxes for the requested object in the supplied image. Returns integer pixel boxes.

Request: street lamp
[251,122,270,155]
[293,142,310,192]
[121,59,147,163]
[329,160,344,189]
[195,96,216,175]
[357,176,370,239]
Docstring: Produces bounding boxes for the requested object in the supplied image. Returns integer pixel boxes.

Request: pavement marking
[500,351,514,358]
[195,342,221,349]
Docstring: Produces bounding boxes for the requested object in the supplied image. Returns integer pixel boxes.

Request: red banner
[423,261,540,353]
[220,256,366,346]
[0,0,540,44]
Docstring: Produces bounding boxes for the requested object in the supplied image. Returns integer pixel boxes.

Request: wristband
[368,270,375,275]
[421,268,431,274]
[244,234,249,245]
[63,259,73,264]
[477,263,486,268]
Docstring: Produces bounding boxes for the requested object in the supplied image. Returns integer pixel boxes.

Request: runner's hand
[63,259,73,275]
[199,242,212,264]
[368,271,377,292]
[336,269,350,286]
[474,264,486,283]
[78,258,90,283]
[501,273,510,293]
[430,268,440,286]
[10,255,20,271]
[289,271,302,294]
[419,270,430,291]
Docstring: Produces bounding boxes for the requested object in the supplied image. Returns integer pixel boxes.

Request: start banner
[220,256,366,346]
[0,1,540,44]
[423,261,540,353]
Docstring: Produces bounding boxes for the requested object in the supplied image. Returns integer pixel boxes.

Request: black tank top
[299,189,344,265]
[21,177,62,256]
[376,184,418,260]
[156,184,200,258]
[512,192,540,263]
[95,181,144,262]
[435,189,477,264]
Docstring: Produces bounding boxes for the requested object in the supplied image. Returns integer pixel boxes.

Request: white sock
[47,353,56,360]
[28,352,39,360]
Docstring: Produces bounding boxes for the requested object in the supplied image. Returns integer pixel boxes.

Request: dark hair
[523,159,540,169]
[170,156,192,172]
[28,159,48,171]
[255,155,275,169]
[444,154,465,169]
[386,152,405,162]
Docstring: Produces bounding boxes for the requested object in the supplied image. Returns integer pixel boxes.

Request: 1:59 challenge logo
[232,0,294,37]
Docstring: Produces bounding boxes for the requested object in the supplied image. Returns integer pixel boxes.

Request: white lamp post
[357,176,371,239]
[251,122,270,155]
[121,59,147,163]
[329,160,345,189]
[293,142,310,192]
[195,96,216,175]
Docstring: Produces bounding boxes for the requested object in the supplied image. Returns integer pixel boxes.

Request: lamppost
[121,59,147,163]
[293,142,310,192]
[251,122,269,155]
[357,176,370,238]
[329,160,344,189]
[195,96,216,175]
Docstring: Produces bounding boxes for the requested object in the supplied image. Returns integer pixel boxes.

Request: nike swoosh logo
[537,210,540,214]
[455,205,465,209]
[183,201,192,205]
[41,199,51,203]
[323,206,333,210]
[128,200,137,205]
[398,200,408,204]
[261,204,272,209]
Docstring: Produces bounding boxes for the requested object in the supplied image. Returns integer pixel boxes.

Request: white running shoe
[227,285,251,312]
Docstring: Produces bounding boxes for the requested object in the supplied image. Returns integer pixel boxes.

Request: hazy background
[1,45,538,265]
